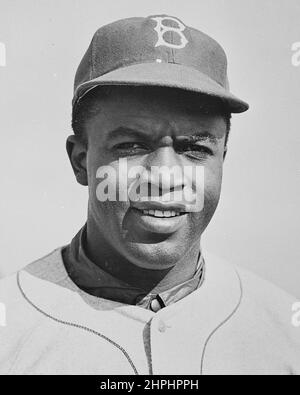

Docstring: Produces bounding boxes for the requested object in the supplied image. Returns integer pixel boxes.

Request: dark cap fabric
[73,15,249,113]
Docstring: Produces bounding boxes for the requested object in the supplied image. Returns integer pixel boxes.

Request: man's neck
[85,221,201,294]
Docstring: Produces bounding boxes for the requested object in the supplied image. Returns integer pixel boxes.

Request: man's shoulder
[0,248,69,329]
[206,253,297,308]
[0,248,69,373]
[204,252,299,342]
[234,260,297,309]
[0,248,65,299]
[205,252,298,305]
[199,253,300,373]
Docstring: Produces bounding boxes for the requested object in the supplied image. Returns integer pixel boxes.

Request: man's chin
[123,241,188,270]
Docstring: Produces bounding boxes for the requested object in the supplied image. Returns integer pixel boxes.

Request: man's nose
[142,146,185,192]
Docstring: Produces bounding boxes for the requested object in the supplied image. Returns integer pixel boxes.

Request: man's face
[75,87,227,269]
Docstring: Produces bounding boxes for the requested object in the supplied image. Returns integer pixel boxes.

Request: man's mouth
[129,205,188,235]
[130,200,189,214]
[139,209,185,218]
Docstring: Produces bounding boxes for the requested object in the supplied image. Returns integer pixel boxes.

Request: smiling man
[0,15,299,375]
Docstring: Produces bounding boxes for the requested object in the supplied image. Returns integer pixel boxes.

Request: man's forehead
[101,114,226,141]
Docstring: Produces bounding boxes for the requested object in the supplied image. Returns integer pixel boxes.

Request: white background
[0,0,299,298]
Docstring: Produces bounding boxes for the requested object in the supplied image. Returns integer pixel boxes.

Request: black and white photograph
[0,0,299,378]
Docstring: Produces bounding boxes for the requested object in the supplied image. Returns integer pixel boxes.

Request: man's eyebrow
[107,127,219,145]
[177,132,219,145]
[106,126,151,140]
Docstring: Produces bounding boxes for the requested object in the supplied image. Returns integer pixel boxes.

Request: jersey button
[158,320,167,333]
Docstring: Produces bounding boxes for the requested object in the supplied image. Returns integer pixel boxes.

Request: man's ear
[66,135,88,186]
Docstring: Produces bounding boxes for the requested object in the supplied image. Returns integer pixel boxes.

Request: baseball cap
[73,15,249,113]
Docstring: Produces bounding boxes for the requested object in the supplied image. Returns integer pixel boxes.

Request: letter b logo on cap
[151,16,188,49]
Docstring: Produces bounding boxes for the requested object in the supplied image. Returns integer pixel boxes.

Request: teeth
[141,209,180,217]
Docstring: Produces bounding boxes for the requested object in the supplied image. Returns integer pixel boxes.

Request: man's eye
[176,143,213,159]
[114,142,148,154]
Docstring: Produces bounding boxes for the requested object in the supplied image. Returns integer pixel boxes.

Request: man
[0,15,299,375]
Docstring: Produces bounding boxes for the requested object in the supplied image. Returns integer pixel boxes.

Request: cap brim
[73,62,249,113]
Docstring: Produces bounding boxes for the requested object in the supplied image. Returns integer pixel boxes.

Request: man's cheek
[202,176,222,216]
[206,163,223,196]
[92,161,122,204]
